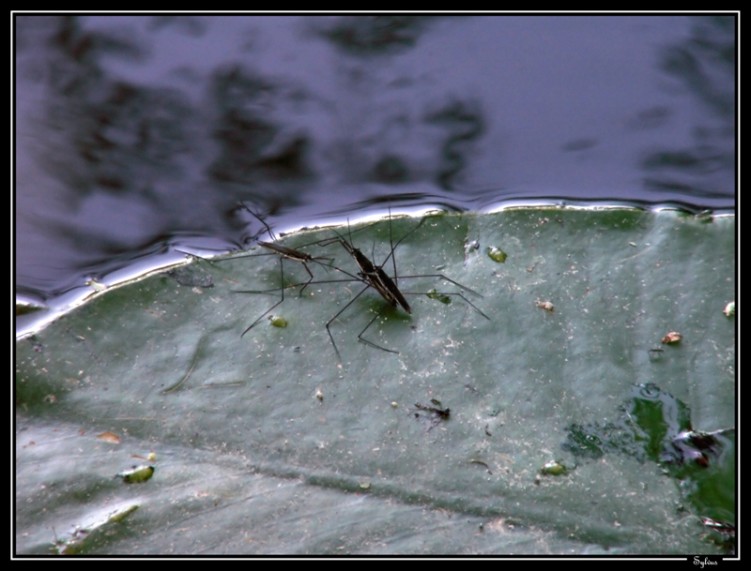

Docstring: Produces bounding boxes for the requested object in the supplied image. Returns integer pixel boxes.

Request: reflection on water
[316,15,433,55]
[15,15,735,307]
[642,16,735,199]
[209,64,313,191]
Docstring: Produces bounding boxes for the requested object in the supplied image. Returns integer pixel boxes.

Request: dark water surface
[14,15,736,316]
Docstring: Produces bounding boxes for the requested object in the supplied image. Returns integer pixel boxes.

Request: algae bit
[534,460,570,485]
[117,464,155,484]
[52,504,139,555]
[486,246,508,263]
[539,459,569,476]
[269,314,288,328]
[426,289,452,305]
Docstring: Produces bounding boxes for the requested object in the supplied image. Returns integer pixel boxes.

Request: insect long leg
[403,289,491,320]
[318,222,411,359]
[388,208,398,287]
[236,257,289,337]
[395,270,490,320]
[319,233,411,314]
[235,270,405,358]
[356,310,400,355]
[317,212,490,358]
[239,202,337,286]
[379,213,488,317]
[230,204,355,334]
[251,242,331,286]
[325,283,373,362]
[324,221,488,318]
[231,209,491,358]
[379,214,427,282]
[232,246,347,336]
[402,272,484,297]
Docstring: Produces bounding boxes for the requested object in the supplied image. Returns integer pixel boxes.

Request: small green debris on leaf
[52,503,139,555]
[52,528,89,555]
[426,289,451,305]
[486,246,508,263]
[723,301,735,318]
[269,315,288,328]
[117,464,155,484]
[661,331,682,345]
[105,504,140,523]
[539,460,568,476]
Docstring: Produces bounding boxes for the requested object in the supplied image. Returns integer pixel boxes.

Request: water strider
[228,209,490,360]
[229,204,343,336]
[315,215,418,359]
[312,210,490,361]
[174,203,344,336]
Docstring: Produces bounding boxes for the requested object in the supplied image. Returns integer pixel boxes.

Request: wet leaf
[15,209,735,555]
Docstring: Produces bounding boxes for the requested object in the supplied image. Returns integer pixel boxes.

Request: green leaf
[15,209,735,555]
